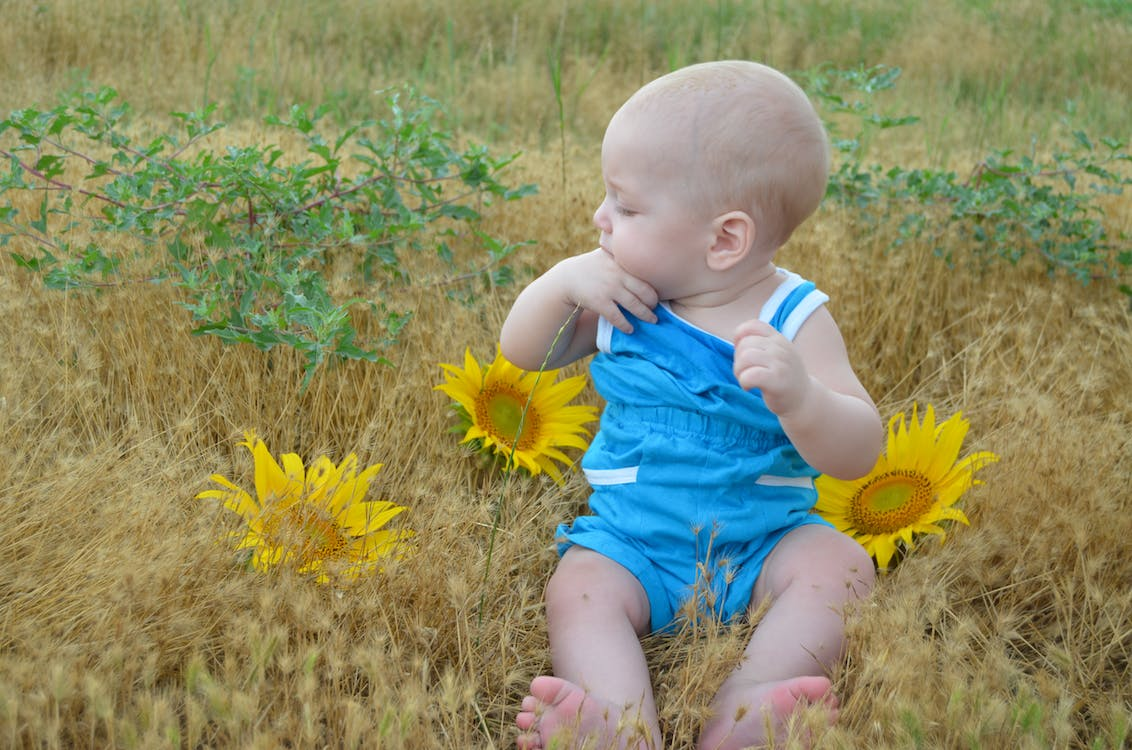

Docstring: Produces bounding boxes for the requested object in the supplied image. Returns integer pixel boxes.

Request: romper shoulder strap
[757,270,829,341]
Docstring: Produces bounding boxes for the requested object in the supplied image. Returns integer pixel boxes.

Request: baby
[501,60,883,749]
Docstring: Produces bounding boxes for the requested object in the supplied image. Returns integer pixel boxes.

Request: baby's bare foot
[697,675,837,750]
[516,677,582,749]
[515,676,654,750]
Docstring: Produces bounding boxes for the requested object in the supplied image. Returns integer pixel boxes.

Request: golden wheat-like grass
[2,152,1129,747]
[2,2,1131,748]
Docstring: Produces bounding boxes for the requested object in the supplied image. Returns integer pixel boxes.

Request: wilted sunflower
[435,346,599,483]
[197,432,414,584]
[815,404,998,571]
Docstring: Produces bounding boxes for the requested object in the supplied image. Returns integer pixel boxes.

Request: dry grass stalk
[2,150,1129,746]
[2,2,1131,747]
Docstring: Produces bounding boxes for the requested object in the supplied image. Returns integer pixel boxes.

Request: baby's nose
[592,201,611,232]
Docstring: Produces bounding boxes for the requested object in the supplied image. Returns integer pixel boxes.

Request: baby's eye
[616,205,637,217]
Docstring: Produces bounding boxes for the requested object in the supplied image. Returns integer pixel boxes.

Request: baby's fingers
[618,291,658,326]
[734,364,767,392]
[626,277,659,319]
[602,281,658,333]
[734,318,776,342]
[603,303,637,334]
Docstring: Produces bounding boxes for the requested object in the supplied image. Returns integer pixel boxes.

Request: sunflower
[435,346,599,483]
[815,404,998,571]
[197,432,414,584]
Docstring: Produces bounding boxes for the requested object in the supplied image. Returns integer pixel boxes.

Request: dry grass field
[1,1,1130,748]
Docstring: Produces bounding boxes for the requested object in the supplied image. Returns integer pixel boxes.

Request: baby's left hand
[733,319,811,416]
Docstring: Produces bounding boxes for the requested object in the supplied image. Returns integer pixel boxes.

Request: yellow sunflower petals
[436,345,598,482]
[340,502,406,535]
[926,412,969,481]
[203,433,413,585]
[935,506,970,526]
[200,473,242,494]
[870,536,899,571]
[222,491,258,518]
[304,455,339,502]
[329,462,383,514]
[815,402,997,571]
[354,528,416,558]
[248,434,290,504]
[281,452,306,486]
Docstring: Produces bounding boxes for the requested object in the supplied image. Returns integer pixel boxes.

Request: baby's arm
[733,309,882,480]
[501,248,659,371]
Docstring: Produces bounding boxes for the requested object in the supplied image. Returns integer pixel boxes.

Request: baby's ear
[706,211,755,271]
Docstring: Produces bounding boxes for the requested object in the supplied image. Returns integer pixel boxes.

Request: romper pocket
[583,466,640,486]
[754,474,814,490]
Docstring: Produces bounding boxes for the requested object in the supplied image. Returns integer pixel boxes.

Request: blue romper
[557,269,834,633]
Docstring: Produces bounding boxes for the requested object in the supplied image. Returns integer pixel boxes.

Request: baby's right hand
[558,249,659,333]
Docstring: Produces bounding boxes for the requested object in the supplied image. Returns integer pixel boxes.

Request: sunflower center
[265,502,349,564]
[848,470,935,534]
[476,384,540,450]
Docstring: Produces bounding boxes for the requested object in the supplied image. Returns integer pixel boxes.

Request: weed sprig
[0,85,537,388]
[810,65,1132,298]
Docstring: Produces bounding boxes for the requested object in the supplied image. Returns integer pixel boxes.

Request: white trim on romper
[583,469,811,489]
[757,270,805,322]
[583,466,640,485]
[754,474,815,489]
[596,315,614,353]
[779,290,830,341]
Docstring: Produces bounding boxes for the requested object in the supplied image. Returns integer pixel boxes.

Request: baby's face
[592,111,716,300]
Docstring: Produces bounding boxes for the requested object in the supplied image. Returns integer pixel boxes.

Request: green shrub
[0,86,536,388]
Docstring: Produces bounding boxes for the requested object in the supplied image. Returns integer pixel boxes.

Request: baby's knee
[545,548,618,604]
[544,559,587,606]
[543,548,651,628]
[835,538,876,598]
[801,530,874,590]
[763,526,876,601]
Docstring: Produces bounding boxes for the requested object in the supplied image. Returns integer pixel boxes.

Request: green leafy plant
[0,86,536,387]
[805,64,1132,299]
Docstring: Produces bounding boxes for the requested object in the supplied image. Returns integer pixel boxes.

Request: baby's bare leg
[515,547,660,750]
[697,525,875,750]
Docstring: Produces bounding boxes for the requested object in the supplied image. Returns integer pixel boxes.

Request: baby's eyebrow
[604,183,636,203]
